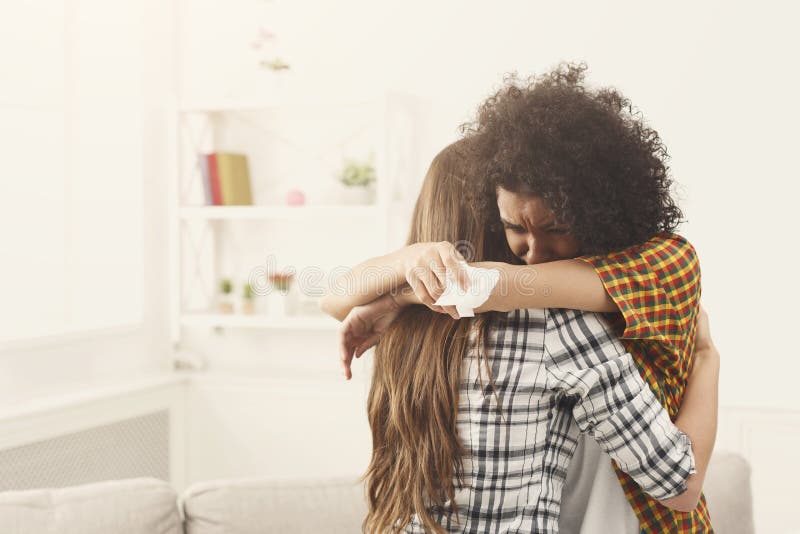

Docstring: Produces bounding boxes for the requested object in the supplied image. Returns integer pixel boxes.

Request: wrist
[392,244,419,278]
[472,262,516,313]
[391,285,418,307]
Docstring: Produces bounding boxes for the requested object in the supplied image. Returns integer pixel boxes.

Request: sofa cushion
[704,451,755,534]
[182,476,367,534]
[0,477,182,534]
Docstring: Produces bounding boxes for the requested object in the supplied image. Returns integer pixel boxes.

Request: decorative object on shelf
[217,278,234,314]
[197,154,212,205]
[336,155,377,205]
[261,58,290,71]
[202,152,253,206]
[241,282,256,315]
[250,26,291,72]
[268,272,294,292]
[266,272,295,317]
[286,189,306,206]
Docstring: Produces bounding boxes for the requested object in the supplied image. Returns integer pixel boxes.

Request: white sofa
[0,452,754,534]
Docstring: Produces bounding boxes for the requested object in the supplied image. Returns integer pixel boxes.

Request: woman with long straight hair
[336,139,717,533]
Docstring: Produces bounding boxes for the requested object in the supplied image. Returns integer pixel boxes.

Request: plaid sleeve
[544,309,696,500]
[577,233,701,348]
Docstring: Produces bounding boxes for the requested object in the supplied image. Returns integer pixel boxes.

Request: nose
[524,236,553,265]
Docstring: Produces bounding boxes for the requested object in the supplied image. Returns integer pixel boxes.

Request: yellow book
[216,152,253,205]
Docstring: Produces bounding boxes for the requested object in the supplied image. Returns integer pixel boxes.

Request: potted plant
[241,282,256,315]
[217,278,234,314]
[266,272,295,317]
[337,156,376,205]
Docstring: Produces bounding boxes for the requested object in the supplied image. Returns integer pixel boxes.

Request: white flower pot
[266,289,287,318]
[337,184,376,205]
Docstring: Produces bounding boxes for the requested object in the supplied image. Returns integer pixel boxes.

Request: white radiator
[0,410,170,491]
[0,376,186,492]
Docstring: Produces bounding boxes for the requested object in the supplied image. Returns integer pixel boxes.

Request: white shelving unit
[178,205,382,221]
[180,313,339,331]
[167,95,421,352]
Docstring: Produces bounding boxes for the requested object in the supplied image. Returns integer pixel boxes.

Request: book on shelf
[201,152,253,206]
[197,154,212,204]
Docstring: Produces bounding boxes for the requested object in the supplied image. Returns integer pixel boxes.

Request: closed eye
[503,223,526,233]
[548,227,571,235]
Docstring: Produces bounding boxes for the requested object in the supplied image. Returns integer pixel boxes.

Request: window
[0,1,144,343]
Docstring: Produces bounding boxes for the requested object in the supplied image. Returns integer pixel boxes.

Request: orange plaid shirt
[578,232,714,533]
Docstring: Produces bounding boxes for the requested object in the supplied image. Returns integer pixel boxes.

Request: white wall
[0,0,176,406]
[2,0,794,415]
[178,0,800,410]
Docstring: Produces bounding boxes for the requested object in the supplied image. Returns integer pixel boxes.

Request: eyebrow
[500,217,525,228]
[501,217,562,230]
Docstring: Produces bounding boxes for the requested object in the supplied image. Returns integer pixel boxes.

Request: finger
[338,325,355,380]
[427,304,450,315]
[440,243,470,291]
[407,272,437,307]
[442,305,460,320]
[356,333,381,358]
[432,304,457,319]
[428,256,449,291]
[416,265,445,303]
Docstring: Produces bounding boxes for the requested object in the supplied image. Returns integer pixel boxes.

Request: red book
[206,153,222,205]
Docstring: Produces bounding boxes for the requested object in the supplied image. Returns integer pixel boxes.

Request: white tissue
[434,261,500,317]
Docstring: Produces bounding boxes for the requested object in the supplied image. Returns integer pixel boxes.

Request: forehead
[496,187,555,224]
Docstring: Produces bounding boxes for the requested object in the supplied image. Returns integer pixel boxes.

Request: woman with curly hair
[462,62,715,533]
[322,62,718,533]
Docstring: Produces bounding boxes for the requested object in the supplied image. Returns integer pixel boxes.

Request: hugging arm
[472,259,615,314]
[545,309,710,512]
[320,241,617,322]
[662,307,719,511]
[318,248,408,322]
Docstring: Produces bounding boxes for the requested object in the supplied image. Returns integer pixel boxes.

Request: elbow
[318,295,329,314]
[318,295,344,322]
[318,295,334,317]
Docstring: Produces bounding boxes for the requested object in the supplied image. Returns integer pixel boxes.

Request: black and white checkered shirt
[404,308,696,533]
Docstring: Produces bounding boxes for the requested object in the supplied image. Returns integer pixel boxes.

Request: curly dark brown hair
[461,61,684,256]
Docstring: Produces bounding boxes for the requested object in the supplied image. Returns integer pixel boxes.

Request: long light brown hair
[361,139,515,533]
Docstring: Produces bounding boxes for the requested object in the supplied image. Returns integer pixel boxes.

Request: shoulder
[642,232,701,291]
[543,308,625,362]
[646,232,700,269]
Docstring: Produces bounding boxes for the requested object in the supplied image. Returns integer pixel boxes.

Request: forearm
[473,260,617,313]
[675,345,720,479]
[659,345,720,512]
[323,252,619,321]
[319,249,407,321]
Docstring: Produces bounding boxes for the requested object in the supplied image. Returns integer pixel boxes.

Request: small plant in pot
[337,156,376,205]
[268,272,294,293]
[217,278,234,314]
[266,272,295,317]
[241,282,256,315]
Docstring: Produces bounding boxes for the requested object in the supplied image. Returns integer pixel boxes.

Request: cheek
[555,236,581,258]
[504,231,527,256]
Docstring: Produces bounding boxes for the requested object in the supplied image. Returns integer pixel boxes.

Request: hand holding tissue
[434,261,500,317]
